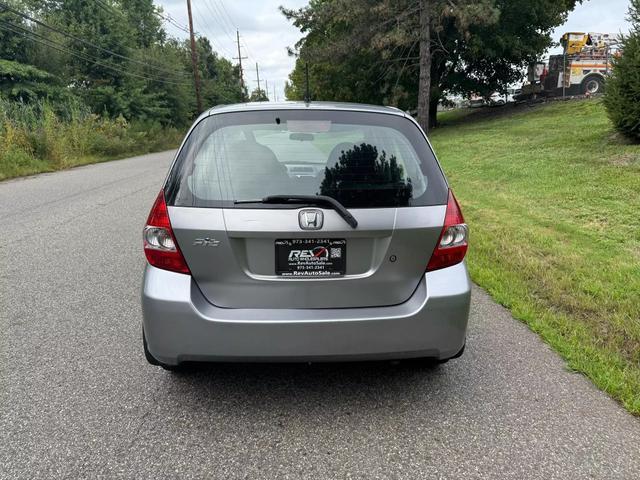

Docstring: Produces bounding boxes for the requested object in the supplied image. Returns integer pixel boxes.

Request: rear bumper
[141,263,471,365]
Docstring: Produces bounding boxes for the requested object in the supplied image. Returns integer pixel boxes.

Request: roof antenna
[304,63,311,103]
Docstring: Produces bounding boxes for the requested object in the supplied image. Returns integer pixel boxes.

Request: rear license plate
[275,239,346,277]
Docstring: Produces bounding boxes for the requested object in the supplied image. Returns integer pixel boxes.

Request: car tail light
[143,190,190,274]
[427,189,468,272]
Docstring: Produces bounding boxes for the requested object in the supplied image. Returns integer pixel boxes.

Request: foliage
[0,0,243,127]
[0,0,244,180]
[0,5,30,62]
[319,143,412,207]
[0,58,60,101]
[0,98,182,180]
[196,37,245,106]
[282,0,578,126]
[431,100,640,414]
[604,0,640,141]
[249,87,269,102]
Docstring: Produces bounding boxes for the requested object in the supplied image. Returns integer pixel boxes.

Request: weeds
[0,99,182,180]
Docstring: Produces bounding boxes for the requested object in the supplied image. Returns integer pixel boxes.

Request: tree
[604,1,639,140]
[0,0,244,126]
[282,0,579,131]
[417,0,431,130]
[119,0,165,49]
[0,58,72,103]
[0,4,30,63]
[195,37,244,107]
[249,87,268,102]
[319,143,413,207]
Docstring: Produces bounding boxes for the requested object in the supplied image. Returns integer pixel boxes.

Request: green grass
[430,99,640,414]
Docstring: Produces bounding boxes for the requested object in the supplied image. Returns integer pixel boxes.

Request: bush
[604,2,640,141]
[0,98,183,181]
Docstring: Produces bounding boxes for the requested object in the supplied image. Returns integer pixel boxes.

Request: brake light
[427,190,468,272]
[143,190,190,274]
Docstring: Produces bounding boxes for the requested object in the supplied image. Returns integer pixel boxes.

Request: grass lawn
[430,99,640,414]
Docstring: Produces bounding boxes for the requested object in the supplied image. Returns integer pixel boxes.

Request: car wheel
[582,75,604,95]
[143,329,184,371]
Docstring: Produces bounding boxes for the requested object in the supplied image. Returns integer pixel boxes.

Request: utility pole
[255,62,261,93]
[265,80,269,101]
[273,83,276,102]
[186,0,203,113]
[234,30,247,101]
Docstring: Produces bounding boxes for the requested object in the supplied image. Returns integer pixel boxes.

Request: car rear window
[165,109,448,208]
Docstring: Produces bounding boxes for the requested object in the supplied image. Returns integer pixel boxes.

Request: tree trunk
[417,0,432,133]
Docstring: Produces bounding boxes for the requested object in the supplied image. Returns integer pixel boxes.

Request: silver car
[142,102,471,370]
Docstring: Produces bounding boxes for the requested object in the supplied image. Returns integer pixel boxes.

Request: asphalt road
[1,151,639,479]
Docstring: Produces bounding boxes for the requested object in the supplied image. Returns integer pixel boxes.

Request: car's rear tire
[143,329,184,371]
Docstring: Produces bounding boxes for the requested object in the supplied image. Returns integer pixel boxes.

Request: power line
[0,20,190,86]
[195,3,235,57]
[215,1,238,31]
[93,0,124,18]
[206,1,256,66]
[91,0,192,39]
[91,0,236,66]
[0,17,242,106]
[204,0,236,44]
[198,0,251,64]
[210,0,236,32]
[190,0,234,58]
[0,2,189,80]
[0,20,191,86]
[241,42,255,64]
[156,11,191,35]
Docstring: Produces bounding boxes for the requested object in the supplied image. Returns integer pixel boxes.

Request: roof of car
[206,101,407,117]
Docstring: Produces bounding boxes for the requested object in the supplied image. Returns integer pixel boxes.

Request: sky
[156,0,308,101]
[156,0,633,101]
[549,0,631,55]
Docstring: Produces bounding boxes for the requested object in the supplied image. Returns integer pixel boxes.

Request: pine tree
[604,0,640,141]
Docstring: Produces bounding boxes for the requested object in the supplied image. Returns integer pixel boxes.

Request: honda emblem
[299,209,324,230]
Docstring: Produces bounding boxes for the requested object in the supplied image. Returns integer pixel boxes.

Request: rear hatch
[165,108,449,309]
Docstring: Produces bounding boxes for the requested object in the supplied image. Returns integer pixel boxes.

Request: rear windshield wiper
[234,195,358,229]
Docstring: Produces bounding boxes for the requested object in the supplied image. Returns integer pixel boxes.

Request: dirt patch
[609,153,639,166]
[607,131,639,146]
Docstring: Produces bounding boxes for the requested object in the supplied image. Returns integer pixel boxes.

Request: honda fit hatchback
[142,102,471,370]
